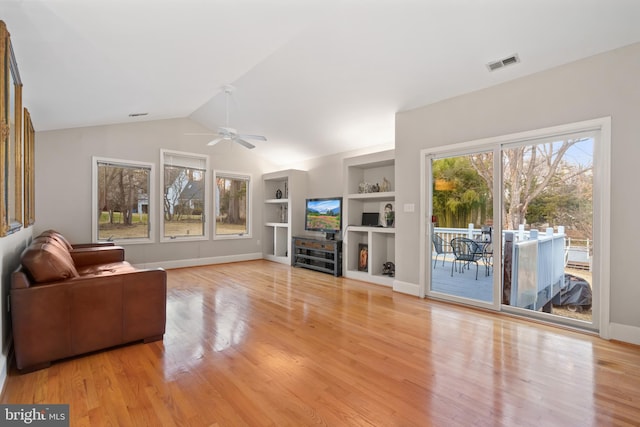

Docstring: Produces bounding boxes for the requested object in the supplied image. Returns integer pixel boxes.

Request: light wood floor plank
[2,260,640,426]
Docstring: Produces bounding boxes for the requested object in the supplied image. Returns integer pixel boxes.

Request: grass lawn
[99,218,247,239]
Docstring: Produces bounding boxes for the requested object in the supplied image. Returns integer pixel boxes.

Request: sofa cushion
[39,230,74,251]
[76,261,136,277]
[32,235,75,267]
[21,242,79,283]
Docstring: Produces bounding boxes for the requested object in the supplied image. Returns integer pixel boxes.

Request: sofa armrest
[70,246,125,267]
[72,242,116,249]
[122,268,167,342]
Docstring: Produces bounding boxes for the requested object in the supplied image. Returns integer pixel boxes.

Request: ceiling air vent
[486,54,520,72]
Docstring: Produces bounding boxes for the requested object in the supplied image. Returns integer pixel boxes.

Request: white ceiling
[3,0,640,165]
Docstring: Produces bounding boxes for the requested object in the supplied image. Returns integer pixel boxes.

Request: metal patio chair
[450,237,484,280]
[432,234,449,268]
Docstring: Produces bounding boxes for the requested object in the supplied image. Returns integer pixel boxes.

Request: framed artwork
[380,201,395,227]
[1,21,24,237]
[23,108,35,227]
[358,243,368,272]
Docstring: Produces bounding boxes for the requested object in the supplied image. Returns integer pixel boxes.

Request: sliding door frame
[421,145,501,312]
[419,117,611,338]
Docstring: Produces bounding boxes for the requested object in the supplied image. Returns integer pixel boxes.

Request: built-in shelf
[265,198,289,204]
[346,192,395,201]
[265,222,289,228]
[262,170,307,265]
[343,150,396,287]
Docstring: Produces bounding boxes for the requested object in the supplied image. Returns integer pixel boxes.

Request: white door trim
[420,117,611,337]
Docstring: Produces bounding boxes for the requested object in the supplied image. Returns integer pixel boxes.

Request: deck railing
[433,226,567,310]
[508,230,566,310]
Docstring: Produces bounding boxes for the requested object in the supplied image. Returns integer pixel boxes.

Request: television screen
[305,197,342,237]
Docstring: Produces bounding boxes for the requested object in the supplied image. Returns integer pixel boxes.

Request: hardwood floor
[2,260,640,426]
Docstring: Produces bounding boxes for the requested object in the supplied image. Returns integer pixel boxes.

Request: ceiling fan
[191,85,267,149]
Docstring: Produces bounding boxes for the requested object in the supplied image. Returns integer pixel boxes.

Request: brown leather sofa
[10,230,167,372]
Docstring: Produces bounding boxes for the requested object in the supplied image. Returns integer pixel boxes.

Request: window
[92,157,153,243]
[214,171,251,238]
[161,150,208,241]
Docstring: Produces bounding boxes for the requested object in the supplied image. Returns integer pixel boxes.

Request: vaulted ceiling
[4,0,640,165]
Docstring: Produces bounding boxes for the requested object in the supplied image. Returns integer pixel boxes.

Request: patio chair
[432,234,449,268]
[478,226,493,276]
[450,237,484,280]
[480,226,492,243]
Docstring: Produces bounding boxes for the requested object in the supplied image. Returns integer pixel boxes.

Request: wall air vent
[486,54,520,72]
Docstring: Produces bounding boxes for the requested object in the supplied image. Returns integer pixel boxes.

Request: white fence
[433,225,569,310]
[434,226,591,270]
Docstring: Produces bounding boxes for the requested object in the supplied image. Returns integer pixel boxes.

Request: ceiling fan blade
[238,133,267,141]
[234,138,256,149]
[185,132,217,136]
[207,138,224,146]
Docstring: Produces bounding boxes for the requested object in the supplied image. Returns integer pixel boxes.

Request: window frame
[160,149,209,242]
[213,170,252,240]
[92,156,155,244]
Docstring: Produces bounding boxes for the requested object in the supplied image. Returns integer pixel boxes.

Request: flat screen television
[304,197,343,240]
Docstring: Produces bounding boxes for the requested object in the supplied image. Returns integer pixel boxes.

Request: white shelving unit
[262,169,307,265]
[343,150,396,286]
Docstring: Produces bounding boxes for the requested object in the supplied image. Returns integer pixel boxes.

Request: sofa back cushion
[21,241,79,284]
[39,230,74,251]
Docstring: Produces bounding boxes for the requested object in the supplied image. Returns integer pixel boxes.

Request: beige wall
[292,143,393,199]
[34,118,277,266]
[395,42,640,332]
[0,227,33,389]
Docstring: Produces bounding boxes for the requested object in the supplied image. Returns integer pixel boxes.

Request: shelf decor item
[385,210,394,227]
[358,243,368,271]
[380,177,391,192]
[382,261,395,277]
[276,188,282,199]
[381,202,395,227]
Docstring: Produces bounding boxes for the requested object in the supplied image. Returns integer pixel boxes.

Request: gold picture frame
[24,108,35,227]
[1,20,24,236]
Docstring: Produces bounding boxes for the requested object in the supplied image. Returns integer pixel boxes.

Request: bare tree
[226,180,242,224]
[469,139,592,230]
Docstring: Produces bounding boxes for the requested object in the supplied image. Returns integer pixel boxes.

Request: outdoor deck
[432,226,577,307]
[430,254,493,302]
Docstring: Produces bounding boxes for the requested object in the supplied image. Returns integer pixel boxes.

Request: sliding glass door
[501,132,596,328]
[426,148,500,310]
[422,118,608,333]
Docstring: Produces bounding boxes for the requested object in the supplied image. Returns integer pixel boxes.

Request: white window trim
[160,149,210,243]
[213,170,252,240]
[92,156,155,244]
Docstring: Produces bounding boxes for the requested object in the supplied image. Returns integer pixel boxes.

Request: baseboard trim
[0,355,7,398]
[135,252,264,270]
[393,279,420,296]
[609,322,640,346]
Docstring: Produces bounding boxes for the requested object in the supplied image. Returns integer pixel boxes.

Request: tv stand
[292,236,342,277]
